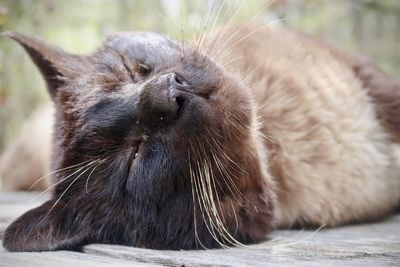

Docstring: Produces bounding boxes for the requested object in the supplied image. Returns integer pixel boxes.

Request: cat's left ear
[2,32,85,99]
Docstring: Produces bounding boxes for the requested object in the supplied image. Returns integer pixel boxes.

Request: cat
[2,25,400,252]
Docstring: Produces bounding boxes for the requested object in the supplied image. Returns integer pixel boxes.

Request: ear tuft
[4,31,85,99]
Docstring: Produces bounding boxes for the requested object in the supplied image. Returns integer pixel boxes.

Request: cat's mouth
[125,139,143,175]
[130,139,142,160]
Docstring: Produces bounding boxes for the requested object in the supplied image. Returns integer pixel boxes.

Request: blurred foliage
[0,0,399,151]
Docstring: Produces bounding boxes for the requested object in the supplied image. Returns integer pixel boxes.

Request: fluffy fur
[214,26,400,227]
[1,25,399,251]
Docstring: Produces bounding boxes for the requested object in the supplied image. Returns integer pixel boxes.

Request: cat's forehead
[103,32,181,63]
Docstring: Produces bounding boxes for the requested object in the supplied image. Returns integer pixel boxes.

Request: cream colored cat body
[214,26,400,227]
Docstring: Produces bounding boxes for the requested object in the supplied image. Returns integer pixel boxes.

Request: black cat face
[56,32,238,200]
[2,31,275,252]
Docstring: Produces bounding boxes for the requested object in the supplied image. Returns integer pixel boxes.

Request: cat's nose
[137,73,187,127]
[170,72,189,88]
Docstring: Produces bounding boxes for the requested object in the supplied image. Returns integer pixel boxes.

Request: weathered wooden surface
[0,192,399,267]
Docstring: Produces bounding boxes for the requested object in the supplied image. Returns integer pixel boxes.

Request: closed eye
[119,54,135,81]
[135,62,152,76]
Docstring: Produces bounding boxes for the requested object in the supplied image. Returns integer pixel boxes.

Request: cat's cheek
[179,98,218,132]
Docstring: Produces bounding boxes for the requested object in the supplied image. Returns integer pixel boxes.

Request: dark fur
[2,32,274,251]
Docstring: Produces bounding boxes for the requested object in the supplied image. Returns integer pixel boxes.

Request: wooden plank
[0,250,160,267]
[0,192,399,267]
[84,231,400,267]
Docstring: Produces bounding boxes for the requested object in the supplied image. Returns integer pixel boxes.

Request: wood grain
[1,192,399,267]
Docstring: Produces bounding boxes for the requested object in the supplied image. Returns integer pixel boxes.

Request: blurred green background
[0,0,399,152]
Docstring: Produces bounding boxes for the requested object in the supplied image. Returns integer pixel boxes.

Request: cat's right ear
[2,32,84,99]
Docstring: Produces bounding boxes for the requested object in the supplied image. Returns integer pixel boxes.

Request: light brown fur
[210,25,400,227]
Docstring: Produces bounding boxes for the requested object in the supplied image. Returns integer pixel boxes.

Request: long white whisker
[85,158,107,193]
[29,161,96,202]
[205,0,245,55]
[27,159,93,191]
[218,18,288,62]
[50,160,100,211]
